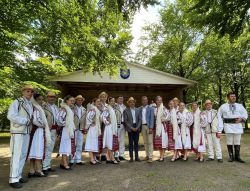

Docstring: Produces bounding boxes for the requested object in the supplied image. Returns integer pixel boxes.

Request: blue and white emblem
[120,68,130,79]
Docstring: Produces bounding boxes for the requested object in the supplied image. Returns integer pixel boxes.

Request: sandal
[199,158,205,162]
[157,158,164,162]
[34,172,46,177]
[95,159,102,164]
[194,157,200,161]
[90,161,97,165]
[111,160,118,164]
[60,164,71,170]
[171,158,176,162]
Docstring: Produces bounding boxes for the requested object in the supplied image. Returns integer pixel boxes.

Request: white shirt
[130,107,136,124]
[206,109,212,124]
[218,103,248,134]
[76,105,82,119]
[142,106,147,124]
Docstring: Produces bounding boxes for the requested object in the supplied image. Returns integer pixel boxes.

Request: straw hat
[127,97,136,104]
[75,95,85,101]
[47,91,56,97]
[21,84,34,92]
[204,99,212,105]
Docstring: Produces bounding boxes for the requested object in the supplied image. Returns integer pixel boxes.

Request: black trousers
[128,130,140,160]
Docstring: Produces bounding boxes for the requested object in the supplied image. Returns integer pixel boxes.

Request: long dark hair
[63,95,74,102]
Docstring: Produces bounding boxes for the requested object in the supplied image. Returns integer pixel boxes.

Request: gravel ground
[1,134,250,191]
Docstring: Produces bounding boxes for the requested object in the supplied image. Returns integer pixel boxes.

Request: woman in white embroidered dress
[153,96,169,162]
[168,100,181,162]
[191,102,208,162]
[84,98,102,165]
[176,102,193,161]
[102,97,119,164]
[28,93,51,177]
[57,95,76,170]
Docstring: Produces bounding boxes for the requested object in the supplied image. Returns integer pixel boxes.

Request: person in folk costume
[57,95,76,170]
[153,96,169,162]
[111,97,123,162]
[84,98,102,165]
[98,91,109,161]
[168,100,183,162]
[176,102,193,161]
[8,84,34,189]
[218,92,248,163]
[173,97,180,112]
[114,95,127,161]
[139,96,154,163]
[101,97,119,164]
[204,100,223,163]
[27,93,51,177]
[191,102,208,162]
[166,100,177,152]
[69,95,87,166]
[123,97,142,162]
[42,91,59,175]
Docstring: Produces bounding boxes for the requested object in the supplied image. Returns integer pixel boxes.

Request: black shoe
[111,160,119,164]
[95,159,102,164]
[157,158,164,162]
[60,164,72,170]
[48,168,56,172]
[101,155,106,161]
[34,172,46,177]
[129,159,134,162]
[206,158,214,161]
[9,182,22,189]
[227,145,234,162]
[119,156,126,161]
[234,145,245,163]
[218,159,223,163]
[69,163,74,167]
[135,158,141,162]
[19,177,28,183]
[28,172,35,178]
[76,162,85,165]
[115,157,120,162]
[43,170,49,176]
[106,160,112,164]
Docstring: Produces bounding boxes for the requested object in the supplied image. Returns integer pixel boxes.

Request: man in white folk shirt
[8,84,34,189]
[204,100,223,163]
[42,91,59,175]
[139,96,154,163]
[218,92,248,163]
[115,95,127,161]
[69,95,87,166]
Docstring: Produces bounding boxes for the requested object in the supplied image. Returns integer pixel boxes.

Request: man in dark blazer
[123,97,142,162]
[139,96,155,163]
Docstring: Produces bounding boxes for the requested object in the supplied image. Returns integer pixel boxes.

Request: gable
[50,63,196,86]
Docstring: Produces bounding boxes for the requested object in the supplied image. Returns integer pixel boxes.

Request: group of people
[7,84,248,189]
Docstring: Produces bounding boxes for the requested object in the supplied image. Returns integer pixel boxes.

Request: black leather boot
[227,145,234,162]
[234,145,245,163]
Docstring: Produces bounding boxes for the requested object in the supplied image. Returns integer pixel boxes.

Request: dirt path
[1,134,250,191]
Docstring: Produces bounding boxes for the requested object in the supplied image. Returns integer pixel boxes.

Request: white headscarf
[170,109,178,140]
[193,108,201,149]
[108,105,118,135]
[60,102,75,138]
[31,97,51,147]
[156,103,164,137]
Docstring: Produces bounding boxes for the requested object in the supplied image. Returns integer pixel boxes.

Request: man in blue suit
[139,96,155,163]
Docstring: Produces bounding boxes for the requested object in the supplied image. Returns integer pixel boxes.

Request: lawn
[0,132,250,191]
